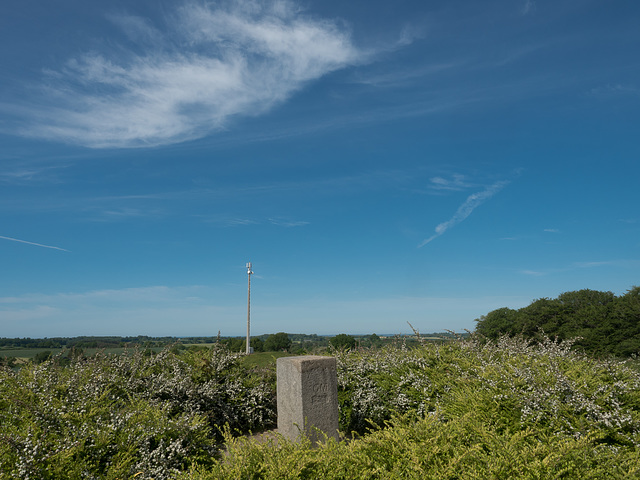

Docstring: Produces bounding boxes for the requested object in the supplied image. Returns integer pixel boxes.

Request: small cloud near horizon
[269,218,310,227]
[521,269,545,276]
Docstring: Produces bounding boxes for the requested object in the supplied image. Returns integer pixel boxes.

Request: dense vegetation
[0,333,450,367]
[184,335,640,479]
[475,287,640,357]
[0,345,275,479]
[2,336,639,479]
[217,332,408,353]
[329,333,357,350]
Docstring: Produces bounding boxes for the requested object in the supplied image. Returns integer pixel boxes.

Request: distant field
[0,348,64,360]
[0,347,286,366]
[241,351,291,368]
[0,346,164,360]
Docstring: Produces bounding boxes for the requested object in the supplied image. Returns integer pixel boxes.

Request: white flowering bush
[0,344,275,480]
[3,336,640,479]
[186,336,640,479]
[335,335,640,448]
[460,335,640,443]
[335,344,435,432]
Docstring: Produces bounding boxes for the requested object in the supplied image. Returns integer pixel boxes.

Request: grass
[0,348,64,360]
[241,351,293,369]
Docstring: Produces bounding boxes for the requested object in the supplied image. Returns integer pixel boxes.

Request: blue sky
[1,0,639,338]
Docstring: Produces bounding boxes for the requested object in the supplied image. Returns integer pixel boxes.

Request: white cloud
[518,259,640,277]
[419,180,509,247]
[269,217,309,227]
[573,261,614,269]
[0,286,240,337]
[0,286,185,306]
[521,269,545,276]
[226,218,261,226]
[522,0,536,15]
[0,286,530,337]
[11,0,365,148]
[0,235,69,252]
[106,13,165,45]
[589,84,640,98]
[428,174,472,192]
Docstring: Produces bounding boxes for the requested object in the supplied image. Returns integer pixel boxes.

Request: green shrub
[0,344,275,480]
[329,334,357,351]
[3,335,640,479]
[183,412,640,479]
[183,335,640,479]
[335,336,640,441]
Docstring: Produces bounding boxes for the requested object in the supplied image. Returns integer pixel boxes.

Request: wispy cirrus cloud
[520,269,545,276]
[589,83,640,98]
[199,214,309,228]
[269,217,310,227]
[427,174,473,193]
[0,235,69,252]
[522,0,536,16]
[7,0,373,148]
[520,259,640,276]
[419,179,510,247]
[0,161,71,185]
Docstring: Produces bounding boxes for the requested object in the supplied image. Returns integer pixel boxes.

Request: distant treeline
[217,332,382,353]
[0,331,462,352]
[0,336,205,349]
[474,286,640,357]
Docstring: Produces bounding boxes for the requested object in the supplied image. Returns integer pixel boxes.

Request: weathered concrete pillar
[276,355,339,444]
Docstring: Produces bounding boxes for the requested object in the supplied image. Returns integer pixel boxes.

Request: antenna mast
[246,262,253,355]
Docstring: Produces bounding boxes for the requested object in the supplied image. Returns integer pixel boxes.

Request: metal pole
[246,262,252,355]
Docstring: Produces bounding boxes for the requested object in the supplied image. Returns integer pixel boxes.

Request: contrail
[418,180,509,247]
[0,235,69,252]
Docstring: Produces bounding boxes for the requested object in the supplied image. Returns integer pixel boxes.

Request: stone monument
[276,355,340,444]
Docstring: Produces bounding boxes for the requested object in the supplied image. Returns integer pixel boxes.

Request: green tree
[0,356,16,368]
[368,333,382,348]
[329,334,357,350]
[609,286,640,356]
[250,337,265,353]
[475,307,520,339]
[264,332,291,352]
[33,350,52,364]
[474,286,640,357]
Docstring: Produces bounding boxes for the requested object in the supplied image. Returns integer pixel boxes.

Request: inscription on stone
[277,356,339,444]
[313,383,328,393]
[311,394,327,404]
